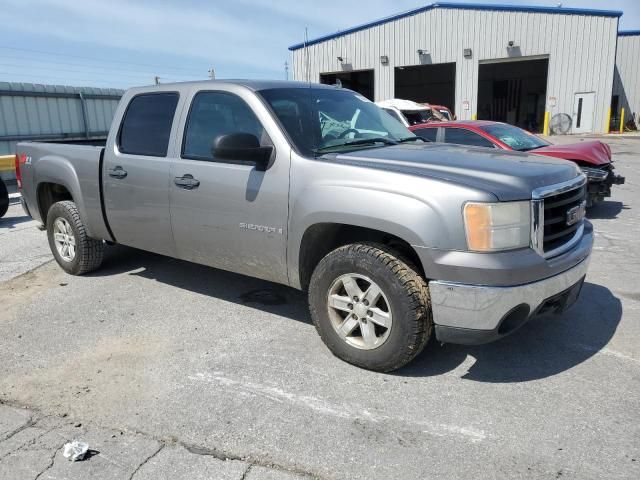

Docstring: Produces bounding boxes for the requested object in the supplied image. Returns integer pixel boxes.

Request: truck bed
[16,141,113,242]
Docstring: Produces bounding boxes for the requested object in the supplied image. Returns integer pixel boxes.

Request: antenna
[154,75,160,85]
[284,61,289,81]
[304,27,310,84]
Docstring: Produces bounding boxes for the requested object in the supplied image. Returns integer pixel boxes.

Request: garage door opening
[320,70,374,101]
[478,57,548,133]
[394,62,456,112]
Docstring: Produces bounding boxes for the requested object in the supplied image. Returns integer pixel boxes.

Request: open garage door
[320,70,374,101]
[394,63,456,113]
[478,57,548,133]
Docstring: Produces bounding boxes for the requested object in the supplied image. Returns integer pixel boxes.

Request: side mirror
[212,133,273,171]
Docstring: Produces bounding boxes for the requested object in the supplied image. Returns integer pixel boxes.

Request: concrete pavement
[0,135,638,479]
[0,404,311,479]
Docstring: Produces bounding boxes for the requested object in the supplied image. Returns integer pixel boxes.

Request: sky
[0,0,638,89]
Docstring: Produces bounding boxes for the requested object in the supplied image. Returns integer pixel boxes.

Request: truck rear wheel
[308,243,432,372]
[0,179,8,218]
[46,200,104,275]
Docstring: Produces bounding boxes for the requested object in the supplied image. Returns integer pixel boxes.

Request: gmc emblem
[566,201,586,226]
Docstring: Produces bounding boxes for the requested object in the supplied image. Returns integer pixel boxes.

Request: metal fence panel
[0,82,123,158]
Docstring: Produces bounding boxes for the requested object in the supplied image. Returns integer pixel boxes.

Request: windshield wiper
[315,137,398,153]
[398,136,427,143]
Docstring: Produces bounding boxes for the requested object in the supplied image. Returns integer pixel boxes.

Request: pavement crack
[128,443,164,480]
[240,464,253,480]
[33,441,65,480]
[182,442,243,462]
[0,416,36,443]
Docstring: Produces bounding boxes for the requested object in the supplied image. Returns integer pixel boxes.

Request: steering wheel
[338,128,360,139]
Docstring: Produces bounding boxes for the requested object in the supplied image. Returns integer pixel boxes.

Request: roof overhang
[289,2,624,51]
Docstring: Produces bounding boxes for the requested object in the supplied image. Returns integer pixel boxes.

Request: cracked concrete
[0,135,639,479]
[0,406,315,480]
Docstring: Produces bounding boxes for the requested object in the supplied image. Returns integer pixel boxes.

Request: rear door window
[443,128,495,148]
[411,127,438,142]
[118,93,179,157]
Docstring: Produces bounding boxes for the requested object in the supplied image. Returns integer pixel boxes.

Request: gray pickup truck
[16,80,592,371]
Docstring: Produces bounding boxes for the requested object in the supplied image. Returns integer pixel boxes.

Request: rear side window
[182,91,266,161]
[118,93,179,157]
[412,127,438,142]
[443,128,495,148]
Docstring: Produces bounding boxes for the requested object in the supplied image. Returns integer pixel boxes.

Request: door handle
[108,166,128,179]
[174,174,200,190]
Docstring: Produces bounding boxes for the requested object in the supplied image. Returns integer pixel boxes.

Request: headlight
[580,166,608,181]
[463,201,531,252]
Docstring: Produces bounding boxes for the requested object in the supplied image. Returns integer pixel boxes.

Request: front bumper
[429,255,591,345]
[581,166,625,205]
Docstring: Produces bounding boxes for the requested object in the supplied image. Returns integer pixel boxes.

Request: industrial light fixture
[507,40,516,48]
[463,48,472,59]
[337,56,344,62]
[380,55,389,65]
[417,49,428,55]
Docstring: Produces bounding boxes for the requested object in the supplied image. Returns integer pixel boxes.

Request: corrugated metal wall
[0,82,123,158]
[292,6,619,133]
[613,34,640,127]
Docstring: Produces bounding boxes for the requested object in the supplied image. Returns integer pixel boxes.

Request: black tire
[46,200,104,275]
[0,179,8,219]
[309,243,432,372]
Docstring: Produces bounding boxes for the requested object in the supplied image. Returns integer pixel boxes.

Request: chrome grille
[542,186,586,252]
[531,176,587,258]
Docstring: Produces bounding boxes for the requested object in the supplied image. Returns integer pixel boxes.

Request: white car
[376,98,444,127]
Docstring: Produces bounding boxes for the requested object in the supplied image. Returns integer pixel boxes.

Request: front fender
[287,183,459,288]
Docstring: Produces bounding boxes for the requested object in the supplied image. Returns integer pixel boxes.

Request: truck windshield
[480,123,550,151]
[258,87,417,156]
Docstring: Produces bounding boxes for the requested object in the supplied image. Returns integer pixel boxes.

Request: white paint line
[573,344,640,365]
[189,372,488,443]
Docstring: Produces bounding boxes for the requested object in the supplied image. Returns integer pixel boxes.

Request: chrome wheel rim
[53,218,76,262]
[327,274,392,350]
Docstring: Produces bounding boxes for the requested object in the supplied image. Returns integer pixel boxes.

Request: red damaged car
[410,120,625,207]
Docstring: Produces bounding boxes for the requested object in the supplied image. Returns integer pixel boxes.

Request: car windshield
[258,87,417,156]
[402,109,435,125]
[480,123,550,151]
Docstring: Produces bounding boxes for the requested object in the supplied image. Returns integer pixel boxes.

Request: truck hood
[326,143,582,201]
[530,140,612,166]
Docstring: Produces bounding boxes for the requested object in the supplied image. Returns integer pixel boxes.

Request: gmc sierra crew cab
[16,80,593,372]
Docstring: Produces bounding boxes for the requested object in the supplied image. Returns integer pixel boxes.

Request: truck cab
[17,80,593,372]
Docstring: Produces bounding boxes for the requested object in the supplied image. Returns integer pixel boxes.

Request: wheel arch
[37,182,74,223]
[295,222,426,291]
[32,155,104,238]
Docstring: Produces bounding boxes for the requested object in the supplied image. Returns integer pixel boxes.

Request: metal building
[613,31,640,129]
[289,2,621,134]
[0,82,122,158]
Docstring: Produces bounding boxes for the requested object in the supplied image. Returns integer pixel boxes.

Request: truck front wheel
[46,201,104,275]
[308,243,432,372]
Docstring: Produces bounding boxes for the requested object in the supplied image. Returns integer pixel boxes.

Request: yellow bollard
[0,155,16,173]
[619,107,625,133]
[606,108,612,134]
[471,113,477,121]
[543,111,550,136]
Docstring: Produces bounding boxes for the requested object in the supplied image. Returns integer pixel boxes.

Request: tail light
[15,153,25,189]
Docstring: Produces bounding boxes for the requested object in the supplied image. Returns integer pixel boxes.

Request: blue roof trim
[619,30,640,37]
[289,2,624,51]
